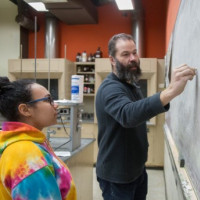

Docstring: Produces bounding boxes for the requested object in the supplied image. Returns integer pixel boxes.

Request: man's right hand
[160,64,196,106]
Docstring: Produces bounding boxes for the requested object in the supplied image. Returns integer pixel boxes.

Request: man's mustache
[128,61,139,69]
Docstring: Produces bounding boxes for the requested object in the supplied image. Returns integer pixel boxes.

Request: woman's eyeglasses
[26,96,54,106]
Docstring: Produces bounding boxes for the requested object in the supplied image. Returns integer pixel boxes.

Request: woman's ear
[18,104,32,117]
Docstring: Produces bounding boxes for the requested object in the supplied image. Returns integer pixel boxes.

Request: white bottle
[82,51,87,62]
[71,75,84,103]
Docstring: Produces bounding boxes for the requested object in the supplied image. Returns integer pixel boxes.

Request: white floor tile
[147,169,166,200]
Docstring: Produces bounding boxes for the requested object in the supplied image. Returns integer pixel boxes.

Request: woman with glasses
[0,77,76,200]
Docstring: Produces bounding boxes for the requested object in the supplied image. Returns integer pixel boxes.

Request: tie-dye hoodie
[0,121,77,200]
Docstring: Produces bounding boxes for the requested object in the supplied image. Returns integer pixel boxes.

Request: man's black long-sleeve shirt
[95,72,169,183]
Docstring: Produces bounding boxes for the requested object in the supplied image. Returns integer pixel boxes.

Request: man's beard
[115,59,142,84]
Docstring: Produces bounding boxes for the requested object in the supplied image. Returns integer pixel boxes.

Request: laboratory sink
[49,137,71,151]
[49,137,95,161]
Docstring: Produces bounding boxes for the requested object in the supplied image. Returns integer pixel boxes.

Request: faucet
[46,128,56,141]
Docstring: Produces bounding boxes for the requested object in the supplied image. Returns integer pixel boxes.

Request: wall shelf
[75,62,95,122]
[83,94,95,97]
[77,72,95,75]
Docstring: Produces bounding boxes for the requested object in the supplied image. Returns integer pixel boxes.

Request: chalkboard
[165,0,200,198]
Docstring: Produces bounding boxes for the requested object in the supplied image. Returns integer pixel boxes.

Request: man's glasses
[26,96,54,106]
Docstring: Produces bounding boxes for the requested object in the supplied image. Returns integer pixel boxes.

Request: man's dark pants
[97,169,148,200]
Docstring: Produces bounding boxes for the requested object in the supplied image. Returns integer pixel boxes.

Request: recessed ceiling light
[115,0,134,10]
[43,0,68,2]
[28,2,48,12]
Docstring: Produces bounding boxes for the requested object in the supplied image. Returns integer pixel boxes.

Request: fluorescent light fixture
[115,0,134,10]
[28,2,48,12]
[43,0,68,2]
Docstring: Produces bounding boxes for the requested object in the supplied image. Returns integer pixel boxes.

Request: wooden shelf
[84,82,94,85]
[83,94,95,97]
[75,62,95,122]
[77,72,95,74]
[75,62,95,65]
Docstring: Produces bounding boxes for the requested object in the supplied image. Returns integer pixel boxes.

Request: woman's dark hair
[108,33,135,57]
[0,77,35,121]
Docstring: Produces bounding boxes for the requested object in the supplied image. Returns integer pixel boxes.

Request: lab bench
[50,137,95,200]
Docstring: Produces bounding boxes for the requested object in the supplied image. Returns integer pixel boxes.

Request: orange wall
[29,2,167,60]
[59,3,132,60]
[142,0,166,58]
[165,0,181,51]
[29,13,45,59]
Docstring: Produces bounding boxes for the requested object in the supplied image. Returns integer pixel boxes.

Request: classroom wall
[165,0,181,50]
[142,0,167,58]
[28,1,167,61]
[0,1,19,76]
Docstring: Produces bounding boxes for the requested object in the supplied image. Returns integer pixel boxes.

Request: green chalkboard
[165,0,200,198]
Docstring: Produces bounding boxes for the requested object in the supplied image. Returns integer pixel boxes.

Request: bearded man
[95,33,196,200]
